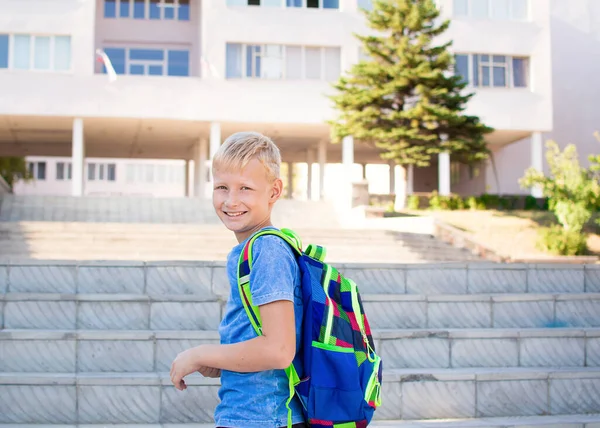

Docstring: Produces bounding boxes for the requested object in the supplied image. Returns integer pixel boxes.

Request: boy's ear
[270,178,283,201]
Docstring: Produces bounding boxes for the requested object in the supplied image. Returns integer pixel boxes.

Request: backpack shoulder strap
[236,228,303,428]
[237,228,303,336]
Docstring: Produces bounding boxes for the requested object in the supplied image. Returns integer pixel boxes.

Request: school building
[0,0,599,203]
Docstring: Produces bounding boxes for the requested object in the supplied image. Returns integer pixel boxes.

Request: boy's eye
[215,185,227,190]
[241,186,252,191]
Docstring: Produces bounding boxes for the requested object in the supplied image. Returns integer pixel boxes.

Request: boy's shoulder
[252,232,296,261]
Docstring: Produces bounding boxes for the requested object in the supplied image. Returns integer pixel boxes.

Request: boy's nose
[225,193,240,207]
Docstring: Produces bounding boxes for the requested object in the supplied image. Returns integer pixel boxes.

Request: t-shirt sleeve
[249,235,298,307]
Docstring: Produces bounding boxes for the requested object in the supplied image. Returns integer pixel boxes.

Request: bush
[407,195,420,210]
[524,195,539,210]
[428,191,441,210]
[536,225,588,256]
[479,193,500,209]
[449,195,465,210]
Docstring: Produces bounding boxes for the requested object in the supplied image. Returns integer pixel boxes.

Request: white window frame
[106,0,189,20]
[226,0,339,9]
[56,161,73,181]
[287,0,340,9]
[105,46,188,76]
[454,0,529,21]
[27,161,47,181]
[456,53,529,90]
[5,34,71,73]
[231,43,339,80]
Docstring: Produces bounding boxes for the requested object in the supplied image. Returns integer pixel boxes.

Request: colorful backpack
[237,228,383,428]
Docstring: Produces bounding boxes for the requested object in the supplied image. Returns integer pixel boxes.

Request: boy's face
[212,158,283,243]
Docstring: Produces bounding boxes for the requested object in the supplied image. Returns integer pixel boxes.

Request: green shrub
[479,193,500,209]
[407,195,420,210]
[536,225,588,256]
[428,191,441,210]
[466,196,478,210]
[498,197,514,210]
[449,195,465,210]
[524,195,539,210]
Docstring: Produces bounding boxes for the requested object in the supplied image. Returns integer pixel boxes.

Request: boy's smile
[212,158,283,243]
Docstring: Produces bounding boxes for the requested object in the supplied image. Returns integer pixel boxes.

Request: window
[88,162,116,181]
[27,162,47,180]
[357,0,372,10]
[56,162,73,180]
[104,0,190,20]
[88,163,97,181]
[227,0,339,8]
[0,34,71,71]
[453,0,528,21]
[0,35,8,69]
[227,43,340,81]
[37,162,46,180]
[305,47,321,79]
[454,54,469,84]
[512,57,529,88]
[13,35,30,69]
[454,53,530,89]
[102,47,189,76]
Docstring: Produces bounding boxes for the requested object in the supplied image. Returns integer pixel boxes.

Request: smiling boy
[170,132,306,428]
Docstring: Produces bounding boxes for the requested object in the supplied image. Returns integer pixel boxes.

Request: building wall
[486,0,600,195]
[0,0,97,75]
[14,156,187,197]
[4,0,599,199]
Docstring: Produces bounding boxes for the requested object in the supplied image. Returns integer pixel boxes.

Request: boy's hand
[170,348,201,391]
[198,366,221,378]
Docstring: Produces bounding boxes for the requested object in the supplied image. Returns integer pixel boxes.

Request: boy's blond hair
[213,132,281,181]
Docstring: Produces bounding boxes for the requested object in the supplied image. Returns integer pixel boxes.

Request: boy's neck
[235,219,275,243]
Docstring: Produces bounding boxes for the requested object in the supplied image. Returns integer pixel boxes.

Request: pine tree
[330,0,493,168]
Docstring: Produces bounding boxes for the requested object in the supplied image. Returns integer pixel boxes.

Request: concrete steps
[2,292,599,330]
[1,261,597,295]
[1,368,599,423]
[1,328,599,373]
[0,195,342,228]
[1,261,600,425]
[0,222,479,263]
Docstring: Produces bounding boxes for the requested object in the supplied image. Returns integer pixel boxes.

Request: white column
[340,135,355,208]
[208,122,221,189]
[361,164,367,180]
[389,161,396,194]
[287,162,294,199]
[438,152,451,196]
[342,135,354,168]
[185,160,191,197]
[193,138,208,198]
[318,139,327,201]
[210,122,221,161]
[71,118,85,197]
[407,164,414,195]
[306,149,314,201]
[531,131,543,197]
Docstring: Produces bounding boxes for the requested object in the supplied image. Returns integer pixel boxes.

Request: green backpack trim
[236,228,304,428]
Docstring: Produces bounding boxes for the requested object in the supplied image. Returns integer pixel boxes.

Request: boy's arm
[170,299,296,388]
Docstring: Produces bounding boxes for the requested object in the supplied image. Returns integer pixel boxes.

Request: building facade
[0,0,598,201]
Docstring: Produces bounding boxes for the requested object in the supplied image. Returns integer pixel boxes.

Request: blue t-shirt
[214,228,305,428]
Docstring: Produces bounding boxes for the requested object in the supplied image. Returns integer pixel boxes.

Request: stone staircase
[1,261,599,427]
[0,222,478,263]
[0,194,479,263]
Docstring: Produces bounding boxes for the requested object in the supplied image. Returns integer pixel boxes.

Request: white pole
[71,118,85,196]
